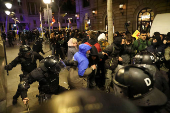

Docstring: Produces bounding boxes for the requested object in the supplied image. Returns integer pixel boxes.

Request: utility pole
[107,0,113,44]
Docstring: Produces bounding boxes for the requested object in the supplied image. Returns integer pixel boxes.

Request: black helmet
[132,51,158,64]
[19,45,31,57]
[113,65,167,107]
[39,55,65,73]
[19,45,31,53]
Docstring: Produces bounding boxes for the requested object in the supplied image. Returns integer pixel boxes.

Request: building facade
[76,0,170,33]
[0,0,77,31]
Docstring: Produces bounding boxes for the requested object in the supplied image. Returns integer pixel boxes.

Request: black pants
[13,74,27,99]
[8,39,14,47]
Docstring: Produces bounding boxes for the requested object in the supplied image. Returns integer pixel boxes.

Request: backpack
[84,42,101,52]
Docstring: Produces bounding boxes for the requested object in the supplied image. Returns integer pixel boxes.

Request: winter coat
[33,41,45,54]
[103,43,122,58]
[84,39,102,52]
[98,39,110,51]
[133,38,151,52]
[73,44,91,76]
[120,43,135,65]
[88,46,99,67]
[147,44,166,54]
[67,46,78,60]
[68,67,92,89]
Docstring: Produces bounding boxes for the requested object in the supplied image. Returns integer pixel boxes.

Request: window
[66,19,69,23]
[33,20,36,27]
[18,0,22,6]
[13,9,16,13]
[74,19,76,23]
[137,8,154,32]
[20,15,24,21]
[62,19,65,23]
[0,15,2,21]
[28,2,38,15]
[33,20,36,25]
[19,8,22,13]
[83,0,90,7]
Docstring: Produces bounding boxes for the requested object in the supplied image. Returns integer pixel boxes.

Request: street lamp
[5,2,12,39]
[43,0,51,4]
[5,10,10,15]
[5,2,12,9]
[43,0,51,35]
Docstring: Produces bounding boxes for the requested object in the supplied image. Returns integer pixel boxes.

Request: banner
[132,30,140,40]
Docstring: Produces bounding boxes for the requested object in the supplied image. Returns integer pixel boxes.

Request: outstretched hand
[23,97,29,105]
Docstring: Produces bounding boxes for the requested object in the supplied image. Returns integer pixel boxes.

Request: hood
[167,32,170,38]
[153,36,162,46]
[98,33,106,41]
[113,37,123,46]
[78,44,91,55]
[90,46,98,56]
[87,39,97,45]
[68,38,75,46]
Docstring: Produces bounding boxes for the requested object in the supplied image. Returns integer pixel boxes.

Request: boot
[12,98,17,105]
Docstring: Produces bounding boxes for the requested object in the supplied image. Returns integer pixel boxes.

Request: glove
[64,60,78,66]
[4,65,9,70]
[70,61,78,67]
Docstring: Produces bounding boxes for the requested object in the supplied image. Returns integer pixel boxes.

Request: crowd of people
[4,28,170,112]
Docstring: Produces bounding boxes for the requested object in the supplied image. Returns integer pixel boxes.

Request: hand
[4,65,8,70]
[91,65,97,70]
[153,39,157,43]
[102,52,108,56]
[118,57,123,61]
[163,40,167,44]
[23,97,29,105]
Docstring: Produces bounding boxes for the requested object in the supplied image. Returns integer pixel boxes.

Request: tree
[107,0,113,44]
[52,0,75,30]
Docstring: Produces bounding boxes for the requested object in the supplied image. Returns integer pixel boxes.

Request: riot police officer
[32,38,45,55]
[132,51,170,98]
[19,55,67,105]
[4,45,44,105]
[113,66,170,113]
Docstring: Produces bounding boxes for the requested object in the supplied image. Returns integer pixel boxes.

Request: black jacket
[19,68,60,99]
[6,51,44,74]
[33,42,45,54]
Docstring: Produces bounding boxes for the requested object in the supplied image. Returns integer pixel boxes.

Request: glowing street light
[43,0,51,4]
[43,0,52,35]
[5,10,10,15]
[5,2,12,9]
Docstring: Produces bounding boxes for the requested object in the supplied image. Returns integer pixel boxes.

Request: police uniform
[32,38,45,55]
[113,66,170,113]
[5,45,44,104]
[18,55,67,104]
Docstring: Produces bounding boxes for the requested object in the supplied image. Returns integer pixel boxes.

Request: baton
[3,40,9,75]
